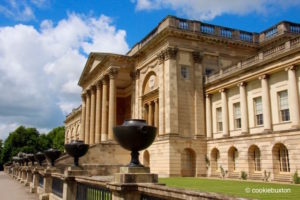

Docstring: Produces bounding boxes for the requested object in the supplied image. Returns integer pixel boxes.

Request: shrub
[293,171,300,184]
[241,171,248,180]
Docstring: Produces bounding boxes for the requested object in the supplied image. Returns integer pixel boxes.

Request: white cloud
[0,0,36,21]
[0,13,129,140]
[132,0,300,20]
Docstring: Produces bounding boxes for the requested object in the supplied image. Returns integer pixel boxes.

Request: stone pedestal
[114,167,158,184]
[63,167,88,200]
[30,166,44,193]
[109,166,159,200]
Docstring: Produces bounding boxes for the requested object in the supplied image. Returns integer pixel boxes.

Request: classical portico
[78,53,134,144]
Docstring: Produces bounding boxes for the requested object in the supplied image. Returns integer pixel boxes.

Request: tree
[47,126,65,151]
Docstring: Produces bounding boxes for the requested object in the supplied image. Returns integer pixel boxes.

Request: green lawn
[159,177,300,200]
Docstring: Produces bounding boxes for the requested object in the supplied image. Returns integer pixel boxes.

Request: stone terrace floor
[0,172,38,200]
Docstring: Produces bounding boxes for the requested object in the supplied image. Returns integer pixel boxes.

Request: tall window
[217,107,223,132]
[279,90,290,122]
[179,21,188,30]
[279,145,290,172]
[234,103,241,129]
[254,148,261,171]
[254,97,263,126]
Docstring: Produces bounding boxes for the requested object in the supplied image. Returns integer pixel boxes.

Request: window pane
[279,91,288,110]
[255,97,262,114]
[234,103,241,119]
[217,108,222,122]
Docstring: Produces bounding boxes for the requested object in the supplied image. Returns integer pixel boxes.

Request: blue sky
[0,0,299,140]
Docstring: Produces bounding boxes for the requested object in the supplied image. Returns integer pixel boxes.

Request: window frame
[216,107,223,132]
[233,102,241,130]
[278,90,290,122]
[254,97,263,126]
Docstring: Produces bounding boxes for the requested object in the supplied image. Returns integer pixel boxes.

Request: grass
[159,177,300,200]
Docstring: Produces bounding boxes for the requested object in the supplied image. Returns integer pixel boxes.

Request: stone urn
[64,140,89,167]
[44,148,61,167]
[23,154,29,166]
[27,154,35,165]
[34,152,46,166]
[113,119,157,167]
[12,156,20,165]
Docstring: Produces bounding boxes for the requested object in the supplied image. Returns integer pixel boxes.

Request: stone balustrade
[205,37,300,84]
[4,164,249,200]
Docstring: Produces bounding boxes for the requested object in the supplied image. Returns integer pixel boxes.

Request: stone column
[135,70,140,119]
[259,75,272,131]
[101,77,109,142]
[286,66,300,128]
[193,51,205,137]
[220,89,229,137]
[108,68,118,140]
[130,71,136,118]
[205,94,212,138]
[154,99,159,128]
[238,82,249,134]
[164,47,179,134]
[95,82,102,143]
[158,52,165,135]
[89,86,96,145]
[148,101,153,125]
[84,90,91,144]
[80,93,86,141]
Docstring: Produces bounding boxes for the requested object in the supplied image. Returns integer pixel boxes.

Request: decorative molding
[101,75,109,84]
[258,74,269,80]
[164,47,178,60]
[192,51,202,63]
[237,82,247,87]
[219,88,226,93]
[285,65,296,71]
[108,67,119,79]
[157,51,165,64]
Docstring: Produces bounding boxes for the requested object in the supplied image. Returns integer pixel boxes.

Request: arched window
[248,145,261,174]
[210,148,220,174]
[181,148,196,177]
[272,143,290,174]
[228,147,238,172]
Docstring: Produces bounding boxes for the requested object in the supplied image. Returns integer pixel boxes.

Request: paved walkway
[0,172,38,200]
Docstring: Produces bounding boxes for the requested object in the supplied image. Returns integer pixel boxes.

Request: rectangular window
[180,65,189,79]
[217,107,223,132]
[234,103,241,129]
[279,90,290,122]
[254,97,263,126]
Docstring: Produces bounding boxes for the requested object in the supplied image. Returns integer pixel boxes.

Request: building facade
[65,16,300,181]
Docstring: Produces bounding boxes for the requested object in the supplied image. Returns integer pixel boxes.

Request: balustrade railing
[76,183,112,200]
[141,194,165,200]
[206,37,300,83]
[52,177,63,198]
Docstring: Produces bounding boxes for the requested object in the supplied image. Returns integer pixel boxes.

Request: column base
[39,193,49,200]
[241,131,249,135]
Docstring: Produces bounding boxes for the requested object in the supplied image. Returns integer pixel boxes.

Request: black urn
[64,140,89,167]
[27,154,35,165]
[34,152,46,166]
[113,119,157,167]
[44,148,61,167]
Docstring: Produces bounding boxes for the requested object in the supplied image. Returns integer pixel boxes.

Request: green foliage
[293,170,300,184]
[0,125,65,169]
[241,171,247,180]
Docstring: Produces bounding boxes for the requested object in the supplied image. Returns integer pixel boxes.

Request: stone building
[64,16,300,181]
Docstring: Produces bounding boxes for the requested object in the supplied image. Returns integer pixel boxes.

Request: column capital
[130,69,140,80]
[205,93,211,98]
[192,51,202,63]
[164,47,178,60]
[157,52,165,64]
[219,88,226,93]
[258,74,269,80]
[96,81,102,89]
[237,82,247,87]
[154,99,158,103]
[101,75,109,85]
[285,65,297,71]
[108,68,119,79]
[81,92,86,99]
[89,85,96,93]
